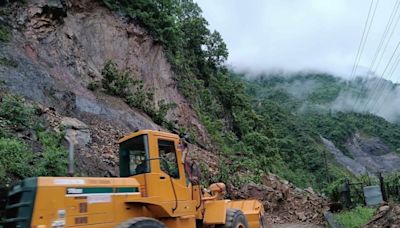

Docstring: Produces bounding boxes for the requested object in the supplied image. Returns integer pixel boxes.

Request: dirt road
[268,224,324,228]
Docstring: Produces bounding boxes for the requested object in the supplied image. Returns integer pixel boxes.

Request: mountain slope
[243,72,400,177]
[0,0,217,182]
[1,0,209,142]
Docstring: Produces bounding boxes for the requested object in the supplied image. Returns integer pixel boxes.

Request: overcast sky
[195,0,400,81]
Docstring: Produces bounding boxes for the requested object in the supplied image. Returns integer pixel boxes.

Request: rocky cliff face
[345,133,400,173]
[322,133,400,175]
[321,137,367,175]
[0,0,210,176]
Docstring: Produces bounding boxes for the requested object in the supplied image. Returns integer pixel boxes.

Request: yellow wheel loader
[3,130,265,228]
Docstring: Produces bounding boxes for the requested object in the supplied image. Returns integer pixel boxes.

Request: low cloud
[196,0,400,81]
[330,78,400,122]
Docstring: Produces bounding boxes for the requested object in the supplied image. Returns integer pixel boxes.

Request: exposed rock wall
[321,137,367,175]
[2,0,209,142]
[322,134,400,175]
[0,0,210,175]
[345,133,400,173]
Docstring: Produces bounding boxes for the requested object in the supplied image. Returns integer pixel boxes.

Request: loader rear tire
[216,208,249,228]
[117,217,166,228]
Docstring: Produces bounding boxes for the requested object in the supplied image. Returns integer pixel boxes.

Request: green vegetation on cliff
[100,60,176,128]
[0,93,68,186]
[102,0,228,100]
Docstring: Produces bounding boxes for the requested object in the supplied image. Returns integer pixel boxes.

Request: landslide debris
[364,204,400,228]
[230,173,329,225]
[39,103,127,177]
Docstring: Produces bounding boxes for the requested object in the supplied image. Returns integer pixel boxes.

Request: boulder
[61,117,91,145]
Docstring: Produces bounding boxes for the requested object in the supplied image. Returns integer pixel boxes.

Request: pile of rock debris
[230,173,329,225]
[364,204,400,227]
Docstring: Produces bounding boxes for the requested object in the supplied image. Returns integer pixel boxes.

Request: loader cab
[118,130,182,180]
[118,130,199,208]
[119,133,151,177]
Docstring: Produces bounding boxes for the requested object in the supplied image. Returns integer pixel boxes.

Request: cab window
[119,135,150,177]
[158,139,179,179]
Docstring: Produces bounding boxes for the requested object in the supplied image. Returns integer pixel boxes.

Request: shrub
[36,130,68,176]
[87,81,100,91]
[0,94,35,127]
[0,138,35,184]
[101,60,132,97]
[0,131,68,186]
[102,60,176,126]
[151,100,177,126]
[126,81,154,111]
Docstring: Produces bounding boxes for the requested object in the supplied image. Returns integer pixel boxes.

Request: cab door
[154,137,195,214]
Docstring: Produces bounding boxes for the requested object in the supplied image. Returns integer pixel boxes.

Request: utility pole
[323,149,329,182]
[378,172,387,202]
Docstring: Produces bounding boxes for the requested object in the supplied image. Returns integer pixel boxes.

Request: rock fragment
[61,117,91,146]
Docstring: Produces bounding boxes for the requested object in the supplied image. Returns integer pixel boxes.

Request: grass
[335,206,376,228]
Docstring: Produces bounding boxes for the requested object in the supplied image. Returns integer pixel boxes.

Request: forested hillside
[244,73,400,155]
[242,73,400,185]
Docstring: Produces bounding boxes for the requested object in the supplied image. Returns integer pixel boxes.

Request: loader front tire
[216,208,249,228]
[117,217,166,228]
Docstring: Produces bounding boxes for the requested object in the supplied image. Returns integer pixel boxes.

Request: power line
[349,0,380,109]
[369,38,400,110]
[370,0,400,72]
[371,1,400,74]
[353,0,399,109]
[363,38,400,111]
[350,0,378,78]
[387,47,400,76]
[363,2,400,112]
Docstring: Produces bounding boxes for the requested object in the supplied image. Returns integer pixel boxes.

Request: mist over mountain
[241,71,400,123]
[238,71,400,178]
[332,78,400,122]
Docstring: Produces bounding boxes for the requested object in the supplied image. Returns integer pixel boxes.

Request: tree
[205,31,228,68]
